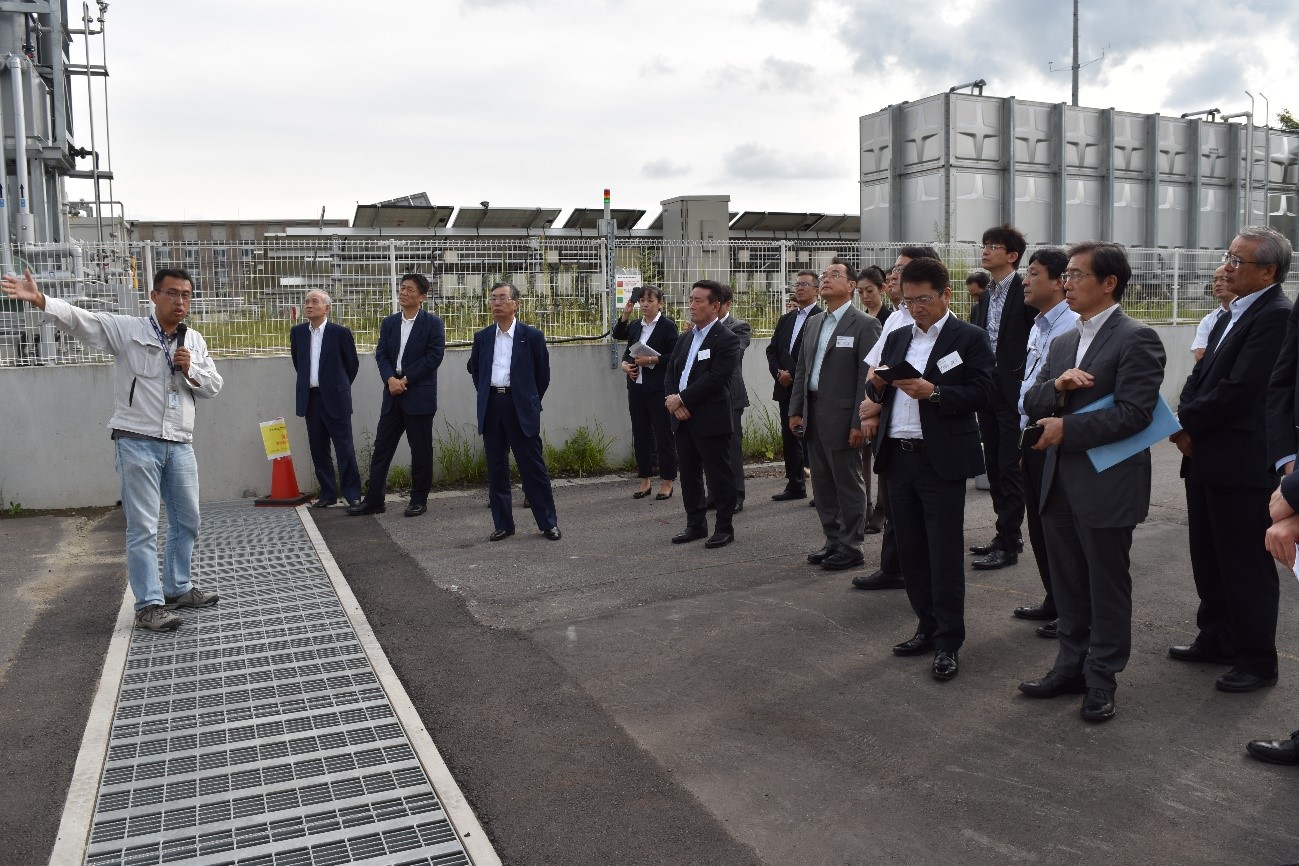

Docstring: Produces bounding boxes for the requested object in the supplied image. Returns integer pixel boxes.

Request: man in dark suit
[717,294,751,512]
[467,281,560,542]
[348,273,445,518]
[1018,241,1166,723]
[969,224,1036,570]
[864,258,995,681]
[789,259,881,571]
[665,280,743,549]
[1166,228,1291,693]
[290,289,361,508]
[767,270,821,501]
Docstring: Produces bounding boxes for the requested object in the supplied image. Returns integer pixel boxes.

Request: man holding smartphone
[1013,249,1077,638]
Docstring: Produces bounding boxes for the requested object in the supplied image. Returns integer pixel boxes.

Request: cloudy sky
[79,0,1298,223]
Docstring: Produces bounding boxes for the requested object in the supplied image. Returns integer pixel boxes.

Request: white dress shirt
[396,313,417,376]
[1215,288,1268,348]
[1074,303,1121,366]
[635,313,660,386]
[491,319,516,387]
[789,303,816,353]
[308,318,326,388]
[888,311,950,439]
[865,305,914,368]
[1190,306,1229,354]
[678,318,717,393]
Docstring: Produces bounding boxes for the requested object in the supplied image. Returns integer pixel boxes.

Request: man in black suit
[864,258,995,681]
[1167,227,1291,693]
[766,270,821,501]
[1018,242,1166,723]
[718,294,752,512]
[347,273,446,518]
[969,224,1036,570]
[467,282,561,542]
[290,290,361,509]
[665,280,743,549]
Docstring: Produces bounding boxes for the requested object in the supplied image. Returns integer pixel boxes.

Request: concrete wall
[0,327,1197,510]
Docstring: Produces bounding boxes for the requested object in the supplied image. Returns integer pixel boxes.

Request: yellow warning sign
[259,417,292,460]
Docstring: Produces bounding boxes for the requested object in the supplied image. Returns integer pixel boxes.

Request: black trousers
[1021,445,1053,607]
[729,408,746,499]
[876,473,900,575]
[676,420,736,534]
[484,391,557,533]
[886,444,967,651]
[627,385,677,480]
[977,389,1025,548]
[364,396,433,507]
[777,397,808,488]
[305,389,361,503]
[1185,479,1279,677]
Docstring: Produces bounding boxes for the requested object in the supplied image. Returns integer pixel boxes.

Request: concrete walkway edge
[297,505,503,866]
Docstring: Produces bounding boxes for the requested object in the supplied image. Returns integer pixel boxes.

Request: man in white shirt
[1010,248,1078,638]
[1,267,223,633]
[290,290,361,509]
[1189,266,1234,362]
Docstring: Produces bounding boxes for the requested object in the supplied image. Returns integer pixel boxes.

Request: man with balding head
[291,290,362,508]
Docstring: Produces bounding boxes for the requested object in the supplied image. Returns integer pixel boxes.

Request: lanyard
[149,316,178,376]
[1025,313,1062,383]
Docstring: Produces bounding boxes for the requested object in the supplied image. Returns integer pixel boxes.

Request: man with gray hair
[1170,227,1291,695]
[290,289,362,508]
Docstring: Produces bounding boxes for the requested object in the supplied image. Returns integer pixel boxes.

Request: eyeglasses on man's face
[900,293,941,308]
[158,288,192,302]
[1062,270,1095,283]
[982,243,1006,251]
[1221,252,1259,269]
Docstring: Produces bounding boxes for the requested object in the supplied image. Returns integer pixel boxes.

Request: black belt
[491,386,511,394]
[309,386,320,391]
[891,437,925,452]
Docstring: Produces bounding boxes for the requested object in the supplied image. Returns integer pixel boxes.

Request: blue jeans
[114,437,200,610]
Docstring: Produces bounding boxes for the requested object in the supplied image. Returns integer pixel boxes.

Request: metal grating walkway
[79,502,475,866]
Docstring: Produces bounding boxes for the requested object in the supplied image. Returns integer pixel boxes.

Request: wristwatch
[926,386,942,403]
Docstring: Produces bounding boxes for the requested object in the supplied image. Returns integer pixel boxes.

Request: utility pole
[1071,0,1080,106]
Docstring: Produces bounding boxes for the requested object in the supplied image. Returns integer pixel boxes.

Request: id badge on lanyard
[150,316,181,409]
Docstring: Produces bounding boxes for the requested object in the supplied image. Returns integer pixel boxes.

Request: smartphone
[1019,424,1044,449]
[629,286,644,305]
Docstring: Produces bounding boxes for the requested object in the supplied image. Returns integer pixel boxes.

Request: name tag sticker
[168,391,180,409]
[697,348,711,360]
[936,351,962,373]
[835,336,855,348]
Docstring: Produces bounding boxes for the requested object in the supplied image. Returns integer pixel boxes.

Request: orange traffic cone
[254,456,314,507]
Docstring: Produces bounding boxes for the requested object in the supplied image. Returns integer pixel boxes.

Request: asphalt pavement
[6,442,1299,866]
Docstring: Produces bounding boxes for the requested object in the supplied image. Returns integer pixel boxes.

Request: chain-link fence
[0,238,1290,367]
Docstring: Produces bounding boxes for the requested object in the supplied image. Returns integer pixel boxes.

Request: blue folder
[1072,393,1182,473]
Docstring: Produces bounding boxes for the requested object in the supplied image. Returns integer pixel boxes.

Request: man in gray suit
[1018,241,1166,723]
[789,259,883,571]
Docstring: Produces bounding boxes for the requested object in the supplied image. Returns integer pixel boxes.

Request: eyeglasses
[982,243,1006,251]
[819,272,848,282]
[900,293,941,308]
[1221,252,1259,269]
[158,289,192,301]
[794,281,816,288]
[1062,270,1095,283]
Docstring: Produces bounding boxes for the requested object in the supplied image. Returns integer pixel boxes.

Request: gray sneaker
[135,605,181,632]
[163,586,219,609]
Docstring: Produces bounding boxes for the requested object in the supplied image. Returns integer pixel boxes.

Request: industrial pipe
[7,54,34,245]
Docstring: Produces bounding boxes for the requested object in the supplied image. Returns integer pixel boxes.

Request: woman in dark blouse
[612,286,679,499]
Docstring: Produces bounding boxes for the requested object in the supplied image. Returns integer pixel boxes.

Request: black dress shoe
[1246,731,1299,765]
[488,528,515,542]
[672,527,708,544]
[853,570,905,590]
[1216,669,1278,693]
[1013,602,1056,621]
[311,498,337,509]
[892,633,934,656]
[1168,644,1234,665]
[543,526,562,541]
[1081,687,1116,722]
[403,502,427,517]
[704,531,734,549]
[772,487,806,501]
[1036,620,1059,639]
[972,549,1018,570]
[734,499,744,513]
[969,538,1023,556]
[632,488,652,499]
[346,501,385,516]
[346,499,361,509]
[932,650,959,681]
[821,551,866,571]
[808,499,816,508]
[807,546,835,565]
[1018,670,1087,698]
[655,489,674,501]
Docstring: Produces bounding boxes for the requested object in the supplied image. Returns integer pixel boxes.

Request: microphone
[174,322,187,347]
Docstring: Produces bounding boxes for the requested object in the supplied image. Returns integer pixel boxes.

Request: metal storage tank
[860,91,1299,250]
